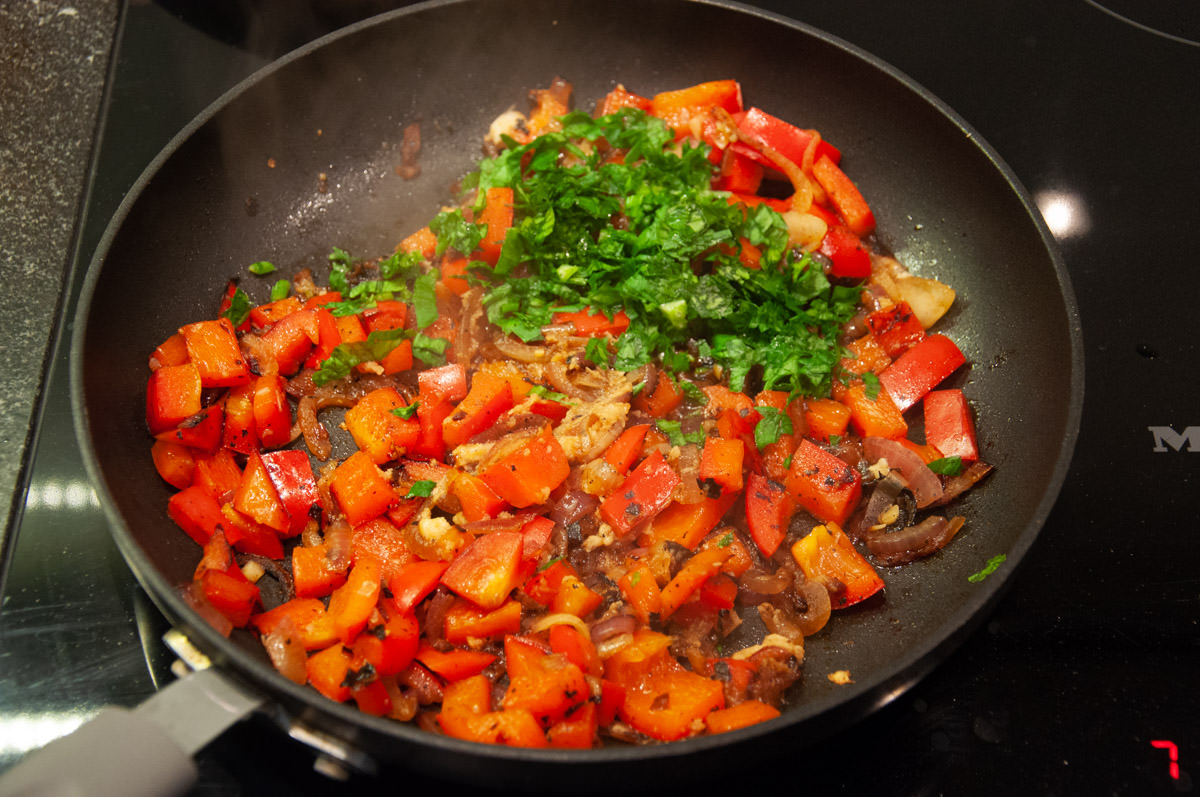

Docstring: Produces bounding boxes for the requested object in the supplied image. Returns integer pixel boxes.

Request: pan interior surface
[72,0,1080,779]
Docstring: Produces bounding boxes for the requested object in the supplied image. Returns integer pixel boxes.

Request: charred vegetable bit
[145,78,994,749]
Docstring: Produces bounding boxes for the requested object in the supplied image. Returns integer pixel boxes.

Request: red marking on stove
[1151,740,1180,781]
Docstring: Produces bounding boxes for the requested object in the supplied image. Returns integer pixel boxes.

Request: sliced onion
[862,437,944,508]
[739,567,791,596]
[324,518,353,571]
[589,613,637,644]
[792,579,832,637]
[530,612,592,638]
[595,632,634,659]
[490,335,550,363]
[551,489,599,526]
[865,515,965,566]
[262,617,307,684]
[930,460,994,506]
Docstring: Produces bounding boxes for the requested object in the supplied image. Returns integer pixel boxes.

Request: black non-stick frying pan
[35,0,1083,791]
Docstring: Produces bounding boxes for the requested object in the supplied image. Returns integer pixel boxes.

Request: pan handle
[0,666,263,797]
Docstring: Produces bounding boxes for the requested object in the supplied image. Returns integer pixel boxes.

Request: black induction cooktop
[1,1,1197,794]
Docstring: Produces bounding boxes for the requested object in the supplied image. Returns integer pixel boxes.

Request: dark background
[1,1,1196,794]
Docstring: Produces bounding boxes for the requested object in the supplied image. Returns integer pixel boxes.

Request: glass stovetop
[2,1,1197,793]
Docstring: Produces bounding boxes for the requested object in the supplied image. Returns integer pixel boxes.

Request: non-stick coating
[72,0,1082,786]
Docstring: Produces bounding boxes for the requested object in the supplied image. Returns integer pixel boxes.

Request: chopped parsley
[248,260,276,276]
[269,279,290,301]
[861,371,882,401]
[927,456,964,476]
[968,554,1007,583]
[390,401,420,419]
[311,328,411,385]
[655,419,705,448]
[221,286,252,327]
[753,405,794,450]
[405,480,436,499]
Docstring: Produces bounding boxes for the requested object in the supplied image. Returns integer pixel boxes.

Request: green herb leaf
[249,260,276,276]
[529,384,571,404]
[221,287,252,328]
[430,208,485,257]
[390,401,420,419]
[927,456,964,476]
[717,531,734,548]
[968,554,1007,583]
[327,247,354,294]
[861,372,882,401]
[753,405,794,450]
[655,419,705,448]
[411,332,449,367]
[269,279,290,301]
[405,480,436,499]
[311,328,411,386]
[413,270,439,329]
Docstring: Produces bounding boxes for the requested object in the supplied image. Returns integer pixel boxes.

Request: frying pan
[41,0,1083,791]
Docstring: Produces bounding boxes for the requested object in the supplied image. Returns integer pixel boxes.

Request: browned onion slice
[262,616,307,684]
[862,436,944,507]
[864,515,965,566]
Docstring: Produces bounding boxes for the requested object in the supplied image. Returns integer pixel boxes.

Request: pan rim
[69,0,1084,771]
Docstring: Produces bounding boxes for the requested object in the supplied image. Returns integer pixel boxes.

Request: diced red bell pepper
[659,546,732,620]
[251,373,291,449]
[330,450,397,526]
[259,449,319,535]
[522,559,577,606]
[399,225,438,259]
[146,363,202,435]
[712,147,764,194]
[649,80,743,137]
[442,371,514,449]
[251,597,337,651]
[820,225,871,280]
[733,107,842,171]
[151,439,195,489]
[191,447,242,503]
[599,450,681,536]
[222,382,257,454]
[878,334,967,412]
[783,438,862,526]
[791,522,884,609]
[443,598,523,644]
[549,575,603,618]
[199,566,259,628]
[618,656,725,742]
[306,643,354,702]
[179,318,250,387]
[699,436,745,494]
[149,332,190,370]
[353,612,419,677]
[705,700,781,734]
[418,362,469,403]
[303,308,342,370]
[549,624,603,678]
[478,425,570,508]
[644,491,737,551]
[249,296,303,328]
[603,423,650,473]
[632,373,683,417]
[440,530,523,610]
[803,398,851,442]
[219,502,285,559]
[449,470,508,523]
[475,186,514,266]
[258,308,318,375]
[154,403,223,453]
[233,451,290,533]
[350,516,414,585]
[502,635,589,727]
[867,302,926,358]
[292,543,348,599]
[519,515,555,559]
[386,560,450,615]
[923,388,979,461]
[410,393,454,461]
[618,565,662,624]
[698,571,739,611]
[344,387,421,464]
[839,380,909,441]
[415,645,497,682]
[327,555,382,644]
[812,154,875,236]
[551,307,631,338]
[744,472,795,558]
[594,84,652,116]
[167,484,226,545]
[547,701,599,749]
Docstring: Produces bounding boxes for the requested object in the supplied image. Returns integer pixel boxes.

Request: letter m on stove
[1148,426,1200,452]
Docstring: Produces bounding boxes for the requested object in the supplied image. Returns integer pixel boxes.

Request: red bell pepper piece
[146,363,202,435]
[415,645,497,682]
[221,382,257,454]
[923,388,979,461]
[329,450,397,526]
[449,470,508,523]
[594,84,652,116]
[258,308,318,376]
[649,79,743,136]
[783,438,863,526]
[519,515,555,559]
[199,566,259,628]
[712,147,764,194]
[179,318,250,387]
[811,154,875,236]
[878,334,967,412]
[166,484,226,545]
[867,301,926,358]
[232,450,290,533]
[442,371,514,449]
[306,643,354,702]
[698,572,739,611]
[191,447,242,503]
[803,398,851,443]
[149,332,190,371]
[744,472,795,558]
[551,307,631,338]
[303,307,342,370]
[249,296,303,329]
[705,700,781,735]
[151,439,195,490]
[155,402,223,453]
[219,503,285,559]
[632,373,683,418]
[440,530,523,610]
[644,491,738,551]
[259,449,319,535]
[475,186,514,266]
[327,555,383,643]
[819,225,871,280]
[443,598,523,644]
[398,225,438,259]
[839,380,909,441]
[478,425,570,508]
[353,611,419,677]
[618,565,662,624]
[603,423,650,473]
[386,560,450,615]
[292,543,349,599]
[251,373,291,449]
[344,387,421,464]
[791,522,884,609]
[733,107,842,170]
[599,450,681,536]
[698,436,745,493]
